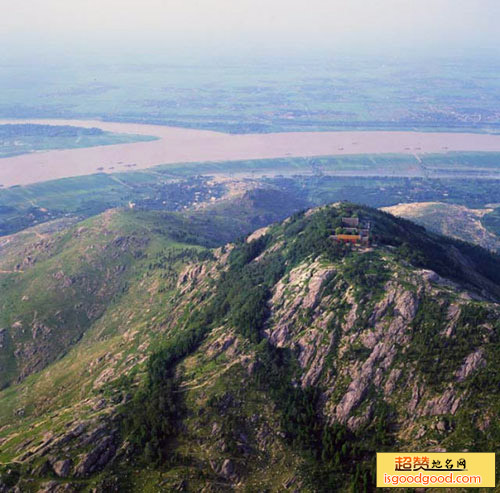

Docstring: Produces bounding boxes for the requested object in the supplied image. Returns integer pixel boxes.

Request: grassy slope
[0,209,218,457]
[2,150,500,237]
[1,203,500,492]
[483,206,500,239]
[116,202,500,491]
[382,201,500,252]
[0,171,200,236]
[0,208,221,389]
[0,206,309,491]
[0,190,309,389]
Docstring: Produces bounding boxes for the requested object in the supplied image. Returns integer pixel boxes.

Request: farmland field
[1,56,500,243]
[0,123,157,159]
[2,152,500,237]
[2,119,500,186]
[1,55,499,134]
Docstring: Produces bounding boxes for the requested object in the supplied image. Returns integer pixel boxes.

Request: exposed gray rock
[32,459,53,476]
[360,330,378,349]
[246,360,258,375]
[92,399,107,411]
[443,303,461,337]
[211,422,221,436]
[435,420,447,432]
[37,482,79,493]
[206,334,236,358]
[246,226,270,243]
[335,377,370,423]
[268,262,335,347]
[373,367,384,386]
[216,438,229,453]
[419,269,440,283]
[384,369,401,396]
[343,299,359,332]
[422,388,461,416]
[52,459,72,478]
[300,332,335,387]
[302,268,335,310]
[394,289,418,321]
[455,349,485,382]
[75,435,116,477]
[267,323,293,347]
[177,263,207,292]
[78,423,111,447]
[408,382,421,413]
[347,403,373,431]
[31,322,52,340]
[369,282,396,323]
[220,458,235,480]
[50,423,86,450]
[0,328,6,349]
[336,339,394,424]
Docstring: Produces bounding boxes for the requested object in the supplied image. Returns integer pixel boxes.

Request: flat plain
[2,119,500,186]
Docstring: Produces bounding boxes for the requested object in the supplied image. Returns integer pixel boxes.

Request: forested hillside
[1,202,499,492]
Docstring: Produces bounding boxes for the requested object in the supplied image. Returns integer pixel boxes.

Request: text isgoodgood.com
[383,472,481,486]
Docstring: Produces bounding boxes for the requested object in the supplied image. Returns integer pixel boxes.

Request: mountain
[0,201,499,492]
[381,201,500,253]
[0,187,307,389]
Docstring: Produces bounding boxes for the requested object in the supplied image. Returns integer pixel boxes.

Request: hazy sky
[3,0,500,58]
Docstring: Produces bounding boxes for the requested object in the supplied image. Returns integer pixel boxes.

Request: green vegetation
[2,147,500,240]
[2,56,499,133]
[383,202,500,253]
[153,151,500,182]
[342,252,390,301]
[483,206,500,237]
[0,123,156,158]
[2,52,500,491]
[252,341,389,492]
[406,299,490,386]
[270,173,500,209]
[119,205,393,491]
[0,172,226,236]
[367,208,500,298]
[2,201,500,491]
[122,316,209,465]
[119,202,500,490]
[0,207,251,389]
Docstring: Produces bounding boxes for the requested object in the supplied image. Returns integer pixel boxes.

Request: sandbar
[1,119,500,186]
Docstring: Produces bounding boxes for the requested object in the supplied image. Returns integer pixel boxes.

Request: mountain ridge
[381,201,500,253]
[1,201,499,492]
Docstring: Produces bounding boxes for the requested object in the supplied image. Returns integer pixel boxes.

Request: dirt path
[177,356,246,392]
[108,175,135,189]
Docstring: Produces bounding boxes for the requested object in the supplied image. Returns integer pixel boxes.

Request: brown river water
[1,119,500,186]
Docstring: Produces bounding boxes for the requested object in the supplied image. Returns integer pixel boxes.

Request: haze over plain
[2,2,500,493]
[3,0,500,59]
